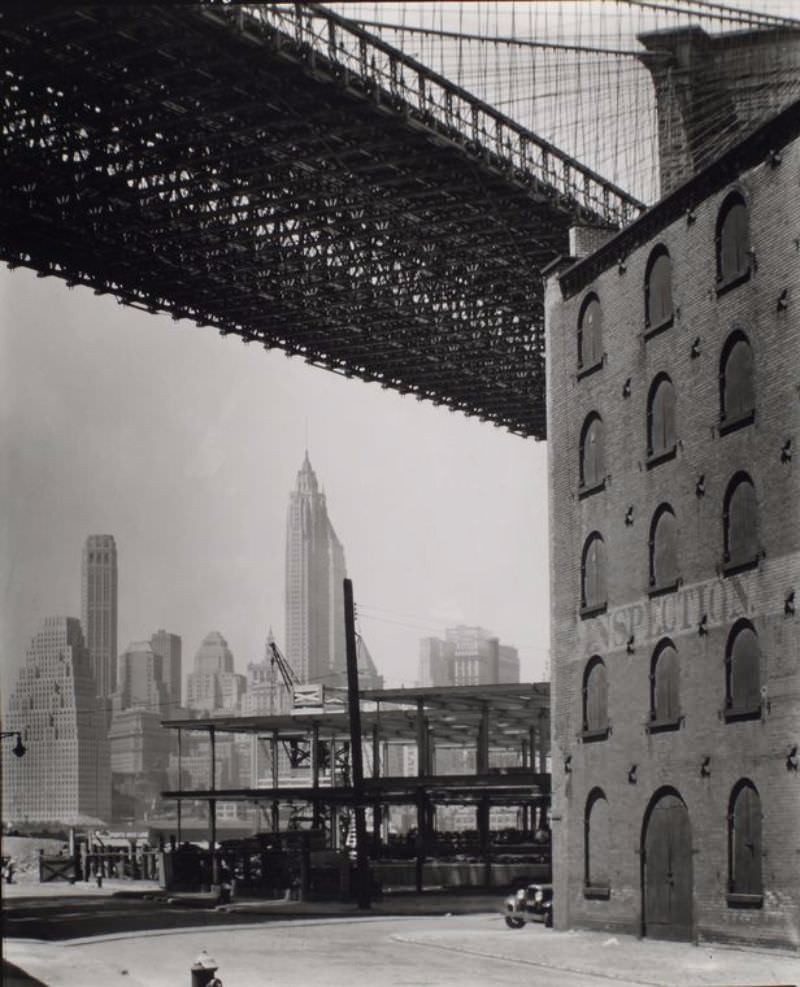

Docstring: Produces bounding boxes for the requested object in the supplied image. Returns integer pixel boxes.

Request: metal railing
[233,3,645,226]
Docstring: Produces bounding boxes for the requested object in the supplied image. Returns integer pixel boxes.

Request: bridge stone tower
[638,25,800,196]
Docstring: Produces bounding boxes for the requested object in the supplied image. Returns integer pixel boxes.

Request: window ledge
[724,704,762,723]
[581,727,610,743]
[577,358,604,382]
[645,447,677,470]
[646,717,682,734]
[580,602,607,621]
[578,479,606,500]
[719,410,755,436]
[726,892,763,909]
[721,556,760,578]
[583,885,611,901]
[648,580,680,600]
[644,315,674,341]
[716,268,751,298]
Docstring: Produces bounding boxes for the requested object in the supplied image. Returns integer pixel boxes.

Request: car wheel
[505,915,525,929]
[545,910,553,928]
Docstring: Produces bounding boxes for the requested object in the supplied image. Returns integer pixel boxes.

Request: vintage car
[503,882,553,928]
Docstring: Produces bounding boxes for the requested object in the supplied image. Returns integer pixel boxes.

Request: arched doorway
[641,789,693,940]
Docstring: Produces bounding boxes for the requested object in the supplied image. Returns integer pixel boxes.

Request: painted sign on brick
[578,571,754,658]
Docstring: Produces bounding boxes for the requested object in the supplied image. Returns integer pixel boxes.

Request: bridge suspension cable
[337,19,657,60]
[336,1,800,204]
[621,0,800,29]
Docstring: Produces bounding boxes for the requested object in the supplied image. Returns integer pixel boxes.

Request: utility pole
[344,578,370,909]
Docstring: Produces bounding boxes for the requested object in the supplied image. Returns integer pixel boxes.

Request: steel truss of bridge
[0,4,643,438]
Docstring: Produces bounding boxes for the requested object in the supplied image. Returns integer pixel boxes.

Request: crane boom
[269,639,299,694]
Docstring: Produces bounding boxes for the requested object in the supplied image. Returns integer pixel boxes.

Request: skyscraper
[151,629,182,707]
[185,631,246,714]
[81,534,118,703]
[284,453,348,685]
[116,641,170,715]
[109,640,172,821]
[2,616,111,823]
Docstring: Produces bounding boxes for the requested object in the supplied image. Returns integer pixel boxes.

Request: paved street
[4,892,799,987]
[2,891,278,942]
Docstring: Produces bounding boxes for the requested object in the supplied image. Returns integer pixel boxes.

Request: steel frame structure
[162,682,551,890]
[0,4,644,438]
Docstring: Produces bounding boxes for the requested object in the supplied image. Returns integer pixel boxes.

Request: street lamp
[1,732,27,758]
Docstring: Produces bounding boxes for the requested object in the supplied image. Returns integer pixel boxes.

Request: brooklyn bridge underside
[0,4,642,438]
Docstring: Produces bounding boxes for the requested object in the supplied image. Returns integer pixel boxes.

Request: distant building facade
[81,534,118,704]
[2,616,111,824]
[116,641,170,715]
[109,641,173,820]
[151,629,182,708]
[418,637,452,687]
[545,90,800,945]
[417,626,520,687]
[185,631,246,715]
[242,630,292,717]
[181,631,247,820]
[108,708,172,821]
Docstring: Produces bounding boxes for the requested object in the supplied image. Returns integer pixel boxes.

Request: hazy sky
[0,266,550,701]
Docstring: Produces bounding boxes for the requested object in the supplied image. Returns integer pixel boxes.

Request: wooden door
[643,793,692,940]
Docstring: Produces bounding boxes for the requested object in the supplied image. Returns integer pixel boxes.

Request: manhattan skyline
[1,265,550,700]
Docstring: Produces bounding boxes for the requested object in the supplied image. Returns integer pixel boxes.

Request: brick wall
[545,131,800,947]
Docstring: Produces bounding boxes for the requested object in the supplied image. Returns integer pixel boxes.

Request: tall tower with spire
[284,453,347,685]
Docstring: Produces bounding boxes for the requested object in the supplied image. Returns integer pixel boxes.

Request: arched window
[584,788,611,896]
[582,657,608,737]
[649,504,679,591]
[647,374,677,464]
[578,294,603,373]
[716,192,750,287]
[728,780,763,903]
[725,620,761,718]
[649,640,680,725]
[723,473,759,570]
[720,332,755,430]
[579,413,605,492]
[645,246,673,331]
[581,533,607,614]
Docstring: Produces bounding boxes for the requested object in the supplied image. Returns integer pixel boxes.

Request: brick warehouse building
[544,93,800,948]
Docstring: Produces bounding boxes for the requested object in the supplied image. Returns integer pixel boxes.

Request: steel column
[344,578,370,909]
[209,726,218,886]
[371,723,382,855]
[416,698,427,778]
[415,787,425,893]
[176,728,182,844]
[311,722,321,829]
[271,729,280,833]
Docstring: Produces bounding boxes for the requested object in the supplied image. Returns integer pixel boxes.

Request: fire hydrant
[190,950,222,987]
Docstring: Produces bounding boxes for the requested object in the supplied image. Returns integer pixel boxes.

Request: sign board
[293,683,324,708]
